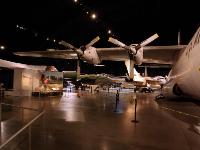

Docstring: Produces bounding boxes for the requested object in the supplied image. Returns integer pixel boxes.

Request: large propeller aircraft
[14,26,200,101]
[14,33,185,84]
[15,31,191,98]
[15,34,163,80]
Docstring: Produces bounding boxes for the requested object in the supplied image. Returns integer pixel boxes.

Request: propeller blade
[108,37,126,47]
[59,40,78,50]
[85,36,100,48]
[108,37,136,54]
[59,40,83,55]
[140,33,159,47]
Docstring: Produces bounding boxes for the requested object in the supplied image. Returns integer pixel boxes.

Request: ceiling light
[0,46,5,50]
[91,13,97,19]
[108,30,112,34]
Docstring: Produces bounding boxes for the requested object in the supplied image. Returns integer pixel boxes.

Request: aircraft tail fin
[186,26,200,48]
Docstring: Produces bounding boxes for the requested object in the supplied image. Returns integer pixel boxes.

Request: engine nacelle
[81,47,101,64]
[133,47,143,65]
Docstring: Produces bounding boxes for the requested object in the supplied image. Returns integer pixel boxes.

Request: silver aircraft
[15,28,200,100]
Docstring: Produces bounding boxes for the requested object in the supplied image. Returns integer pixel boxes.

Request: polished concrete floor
[1,90,200,150]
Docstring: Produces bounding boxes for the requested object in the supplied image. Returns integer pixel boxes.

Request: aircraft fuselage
[163,27,200,99]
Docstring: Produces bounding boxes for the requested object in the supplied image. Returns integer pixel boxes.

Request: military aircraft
[160,27,200,100]
[15,34,163,81]
[19,29,200,100]
[107,27,200,100]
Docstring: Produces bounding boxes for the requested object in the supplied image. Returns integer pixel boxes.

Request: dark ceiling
[0,0,199,71]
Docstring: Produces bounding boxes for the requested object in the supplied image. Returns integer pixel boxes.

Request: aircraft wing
[14,50,78,59]
[15,45,187,64]
[97,45,187,64]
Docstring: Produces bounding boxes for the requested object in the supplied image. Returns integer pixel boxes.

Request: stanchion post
[114,90,119,112]
[0,89,2,123]
[131,98,139,123]
[29,125,32,150]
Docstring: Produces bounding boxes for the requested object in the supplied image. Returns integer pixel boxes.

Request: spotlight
[0,46,5,50]
[91,13,97,19]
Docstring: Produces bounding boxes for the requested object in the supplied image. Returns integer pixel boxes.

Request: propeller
[108,33,159,54]
[59,36,101,64]
[59,36,100,55]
